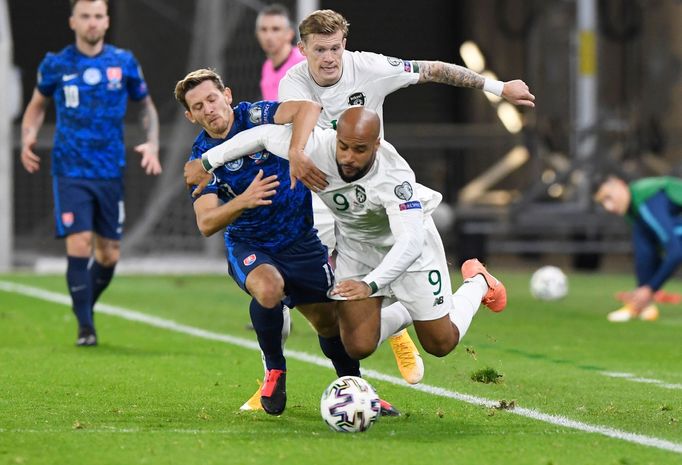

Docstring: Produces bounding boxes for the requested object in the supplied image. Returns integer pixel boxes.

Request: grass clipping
[470,367,503,384]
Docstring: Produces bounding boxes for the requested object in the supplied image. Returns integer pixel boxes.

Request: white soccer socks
[449,274,487,340]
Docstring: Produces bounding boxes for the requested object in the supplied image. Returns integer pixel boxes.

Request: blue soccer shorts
[52,176,124,240]
[225,230,334,308]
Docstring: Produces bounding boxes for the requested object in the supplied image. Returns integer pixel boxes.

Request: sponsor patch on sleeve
[248,105,263,124]
[399,201,422,211]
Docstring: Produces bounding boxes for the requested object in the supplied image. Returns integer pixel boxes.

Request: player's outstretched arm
[274,100,327,191]
[416,61,535,108]
[20,89,50,174]
[185,125,298,196]
[192,169,280,236]
[133,96,162,175]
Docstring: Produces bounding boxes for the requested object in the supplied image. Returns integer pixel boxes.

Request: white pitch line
[601,371,682,390]
[0,427,292,435]
[1,280,681,455]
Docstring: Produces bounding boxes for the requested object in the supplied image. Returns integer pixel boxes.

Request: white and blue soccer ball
[320,376,381,433]
[530,266,568,301]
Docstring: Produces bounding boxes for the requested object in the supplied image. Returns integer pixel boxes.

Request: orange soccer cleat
[460,259,507,312]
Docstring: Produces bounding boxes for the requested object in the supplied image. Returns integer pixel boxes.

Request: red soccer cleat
[379,398,401,417]
[260,369,286,415]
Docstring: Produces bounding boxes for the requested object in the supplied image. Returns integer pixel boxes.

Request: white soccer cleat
[607,306,637,322]
[388,329,424,384]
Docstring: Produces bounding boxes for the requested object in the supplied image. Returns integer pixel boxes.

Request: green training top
[628,176,682,219]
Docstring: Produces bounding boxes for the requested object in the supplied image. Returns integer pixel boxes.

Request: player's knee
[98,247,120,267]
[342,337,377,360]
[247,280,284,308]
[253,293,284,309]
[246,267,285,308]
[251,284,285,308]
[421,338,457,358]
[66,232,93,256]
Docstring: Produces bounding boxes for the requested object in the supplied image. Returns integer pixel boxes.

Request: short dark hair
[256,4,293,29]
[259,4,291,20]
[70,0,108,12]
[174,69,225,111]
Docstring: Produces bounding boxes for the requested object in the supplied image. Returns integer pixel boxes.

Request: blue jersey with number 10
[37,44,149,180]
[189,101,314,253]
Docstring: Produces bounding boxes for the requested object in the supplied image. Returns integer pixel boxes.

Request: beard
[81,29,105,46]
[335,151,376,183]
[336,162,371,183]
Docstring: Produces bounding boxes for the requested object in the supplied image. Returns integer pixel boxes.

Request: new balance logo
[432,296,444,306]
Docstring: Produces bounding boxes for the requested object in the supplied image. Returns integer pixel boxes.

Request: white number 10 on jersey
[63,85,79,108]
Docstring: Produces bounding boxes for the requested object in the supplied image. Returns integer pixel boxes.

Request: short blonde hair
[299,9,349,42]
[174,69,225,111]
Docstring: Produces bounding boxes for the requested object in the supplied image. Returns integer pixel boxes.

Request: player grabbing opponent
[187,107,507,370]
[175,69,400,415]
[276,8,532,384]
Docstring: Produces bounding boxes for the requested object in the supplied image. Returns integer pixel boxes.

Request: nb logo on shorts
[243,254,257,266]
[432,296,444,307]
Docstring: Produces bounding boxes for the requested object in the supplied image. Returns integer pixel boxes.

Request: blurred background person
[256,3,304,101]
[595,176,682,322]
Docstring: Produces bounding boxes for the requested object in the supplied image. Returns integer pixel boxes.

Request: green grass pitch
[0,269,681,465]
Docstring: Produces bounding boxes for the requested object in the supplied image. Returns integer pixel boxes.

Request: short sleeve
[125,53,149,101]
[278,73,312,102]
[36,54,59,97]
[353,52,420,95]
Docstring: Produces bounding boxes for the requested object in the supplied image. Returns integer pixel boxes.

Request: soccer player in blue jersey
[20,0,161,347]
[174,69,400,416]
[596,176,682,322]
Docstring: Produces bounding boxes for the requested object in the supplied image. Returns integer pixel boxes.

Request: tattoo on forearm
[418,61,485,89]
[140,99,160,145]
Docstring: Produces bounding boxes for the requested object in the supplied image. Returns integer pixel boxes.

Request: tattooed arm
[134,96,162,175]
[415,61,535,107]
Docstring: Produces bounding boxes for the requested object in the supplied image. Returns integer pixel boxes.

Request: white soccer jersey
[202,125,443,293]
[303,130,441,269]
[279,50,420,136]
[280,50,420,249]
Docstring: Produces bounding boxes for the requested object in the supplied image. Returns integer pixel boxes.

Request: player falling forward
[175,69,400,416]
[187,107,507,367]
[277,8,533,386]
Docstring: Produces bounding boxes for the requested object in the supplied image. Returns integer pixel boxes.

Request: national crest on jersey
[279,51,421,136]
[36,44,149,179]
[187,100,314,252]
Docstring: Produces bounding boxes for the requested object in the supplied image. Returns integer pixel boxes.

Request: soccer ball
[530,266,568,301]
[320,376,381,433]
